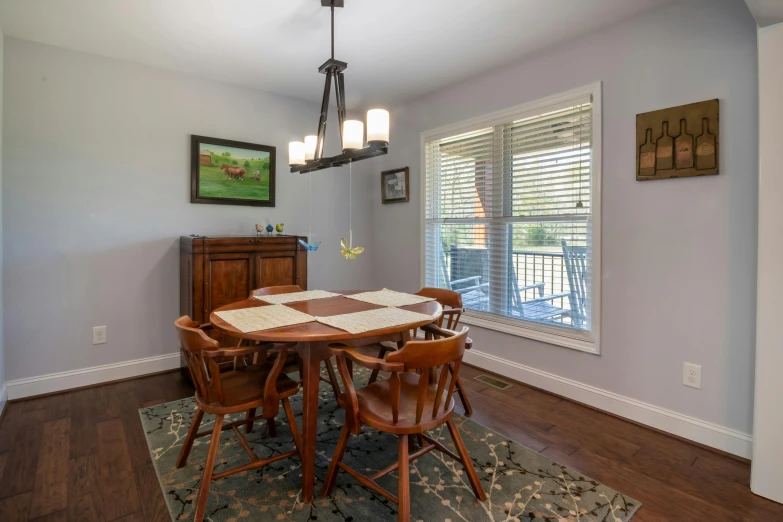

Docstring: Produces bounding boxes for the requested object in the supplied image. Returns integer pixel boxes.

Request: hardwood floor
[0,366,779,521]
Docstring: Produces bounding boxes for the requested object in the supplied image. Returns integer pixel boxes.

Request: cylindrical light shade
[367,109,390,144]
[288,141,306,166]
[304,135,318,160]
[342,120,364,151]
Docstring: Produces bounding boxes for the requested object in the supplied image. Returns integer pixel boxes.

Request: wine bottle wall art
[636,99,719,181]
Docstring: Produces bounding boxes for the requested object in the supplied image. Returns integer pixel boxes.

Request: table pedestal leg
[298,341,325,503]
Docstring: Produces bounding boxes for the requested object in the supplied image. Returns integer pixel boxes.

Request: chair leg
[448,364,473,415]
[446,417,486,501]
[322,424,351,497]
[282,398,302,458]
[176,408,205,468]
[397,434,411,522]
[244,408,256,434]
[266,418,277,437]
[368,346,387,384]
[324,358,342,401]
[455,376,473,415]
[193,414,224,522]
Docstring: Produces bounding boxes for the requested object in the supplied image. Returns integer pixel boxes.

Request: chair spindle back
[415,287,464,330]
[175,315,289,416]
[332,326,469,432]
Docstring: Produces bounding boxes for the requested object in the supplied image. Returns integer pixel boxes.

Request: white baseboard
[463,349,753,459]
[6,352,181,400]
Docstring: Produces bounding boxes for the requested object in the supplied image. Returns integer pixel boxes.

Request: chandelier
[288,0,389,173]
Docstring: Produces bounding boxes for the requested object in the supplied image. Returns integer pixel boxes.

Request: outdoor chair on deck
[509,240,588,327]
[440,250,489,310]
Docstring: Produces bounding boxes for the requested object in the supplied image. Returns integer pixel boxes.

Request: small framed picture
[191,135,276,207]
[381,167,410,204]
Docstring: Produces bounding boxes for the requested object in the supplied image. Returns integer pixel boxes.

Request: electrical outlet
[683,362,701,389]
[93,326,107,345]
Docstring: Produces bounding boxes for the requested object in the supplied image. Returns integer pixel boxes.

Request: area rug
[140,369,641,521]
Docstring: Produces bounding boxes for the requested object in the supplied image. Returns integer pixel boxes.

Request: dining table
[209,290,443,503]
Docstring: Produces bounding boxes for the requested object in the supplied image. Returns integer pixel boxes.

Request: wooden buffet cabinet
[179,235,308,325]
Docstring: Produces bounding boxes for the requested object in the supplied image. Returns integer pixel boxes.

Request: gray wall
[2,38,378,381]
[371,0,758,434]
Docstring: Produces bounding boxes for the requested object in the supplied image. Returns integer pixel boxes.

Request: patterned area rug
[140,369,641,521]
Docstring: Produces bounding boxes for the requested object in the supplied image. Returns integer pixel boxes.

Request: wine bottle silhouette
[656,121,673,171]
[674,119,694,170]
[639,128,656,177]
[695,118,716,170]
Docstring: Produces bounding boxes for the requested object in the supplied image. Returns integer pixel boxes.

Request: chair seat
[204,369,299,409]
[459,289,488,309]
[349,372,454,433]
[518,301,568,320]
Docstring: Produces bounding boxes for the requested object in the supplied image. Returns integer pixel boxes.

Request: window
[422,84,601,352]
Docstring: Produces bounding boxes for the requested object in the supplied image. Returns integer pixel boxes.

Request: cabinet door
[254,252,297,289]
[205,252,254,314]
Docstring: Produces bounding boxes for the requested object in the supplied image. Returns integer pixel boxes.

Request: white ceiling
[0,0,676,107]
[744,0,783,27]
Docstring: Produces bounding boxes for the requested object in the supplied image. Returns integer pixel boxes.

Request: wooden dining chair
[323,325,486,521]
[249,285,344,402]
[174,316,302,522]
[368,287,474,415]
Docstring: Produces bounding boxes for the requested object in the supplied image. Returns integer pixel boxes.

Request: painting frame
[190,135,276,207]
[381,167,410,204]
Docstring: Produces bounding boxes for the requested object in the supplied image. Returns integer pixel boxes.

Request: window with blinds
[424,92,596,341]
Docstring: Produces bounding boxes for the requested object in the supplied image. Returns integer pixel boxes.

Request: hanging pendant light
[288,0,389,173]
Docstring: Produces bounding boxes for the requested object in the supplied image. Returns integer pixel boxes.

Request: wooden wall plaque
[636,99,719,181]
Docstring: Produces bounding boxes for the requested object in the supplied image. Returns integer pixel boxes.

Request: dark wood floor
[0,365,780,521]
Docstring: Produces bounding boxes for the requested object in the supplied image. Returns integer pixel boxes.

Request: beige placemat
[253,290,341,305]
[343,288,435,308]
[317,307,435,335]
[214,304,316,333]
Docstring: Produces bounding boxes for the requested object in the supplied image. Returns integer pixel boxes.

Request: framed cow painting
[190,135,276,207]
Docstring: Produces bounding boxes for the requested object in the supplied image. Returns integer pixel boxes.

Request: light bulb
[367,109,389,144]
[304,135,318,161]
[288,141,306,166]
[342,120,364,151]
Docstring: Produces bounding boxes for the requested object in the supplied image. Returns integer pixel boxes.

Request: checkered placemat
[215,304,316,333]
[253,290,341,305]
[316,306,434,335]
[343,289,435,308]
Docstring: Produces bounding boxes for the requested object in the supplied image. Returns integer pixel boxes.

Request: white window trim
[419,82,602,355]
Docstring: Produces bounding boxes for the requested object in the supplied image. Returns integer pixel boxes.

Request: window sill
[459,314,599,354]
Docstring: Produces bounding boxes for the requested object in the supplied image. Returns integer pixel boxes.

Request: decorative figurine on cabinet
[266,224,274,236]
[276,223,285,235]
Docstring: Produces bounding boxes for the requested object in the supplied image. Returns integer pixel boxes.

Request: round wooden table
[210,291,442,503]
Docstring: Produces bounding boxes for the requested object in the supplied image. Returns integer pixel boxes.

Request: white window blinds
[424,96,594,337]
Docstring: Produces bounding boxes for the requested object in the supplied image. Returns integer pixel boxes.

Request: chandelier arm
[315,71,332,161]
[335,71,347,147]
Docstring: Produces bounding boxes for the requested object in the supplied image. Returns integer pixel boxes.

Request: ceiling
[0,0,677,108]
[744,0,783,27]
